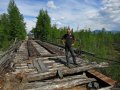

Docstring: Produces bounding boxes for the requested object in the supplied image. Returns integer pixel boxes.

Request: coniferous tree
[0,14,10,49]
[35,9,51,41]
[8,0,26,40]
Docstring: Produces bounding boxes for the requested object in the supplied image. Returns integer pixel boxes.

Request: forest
[0,0,120,82]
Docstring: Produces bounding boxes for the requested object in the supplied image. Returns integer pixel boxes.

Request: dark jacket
[62,34,75,48]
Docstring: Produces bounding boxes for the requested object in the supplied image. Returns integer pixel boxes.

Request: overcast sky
[0,0,120,32]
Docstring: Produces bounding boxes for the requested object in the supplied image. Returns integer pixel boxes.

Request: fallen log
[27,64,94,82]
[24,75,96,90]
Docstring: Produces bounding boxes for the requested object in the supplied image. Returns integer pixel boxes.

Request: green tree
[0,14,10,49]
[8,0,26,40]
[35,9,51,41]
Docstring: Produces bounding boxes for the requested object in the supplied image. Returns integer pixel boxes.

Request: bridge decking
[0,40,116,90]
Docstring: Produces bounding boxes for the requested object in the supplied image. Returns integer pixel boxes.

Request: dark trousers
[65,46,76,65]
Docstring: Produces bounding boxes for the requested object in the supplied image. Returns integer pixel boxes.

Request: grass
[97,43,120,82]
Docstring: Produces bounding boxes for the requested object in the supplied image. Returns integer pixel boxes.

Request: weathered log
[24,75,96,90]
[36,41,64,55]
[41,53,56,57]
[31,41,51,56]
[13,41,29,63]
[15,63,28,66]
[27,40,39,57]
[27,65,94,82]
[48,67,67,72]
[31,55,65,60]
[15,68,36,74]
[15,66,28,69]
[27,71,38,74]
[36,41,55,54]
[33,60,42,73]
[34,58,65,69]
[43,60,55,64]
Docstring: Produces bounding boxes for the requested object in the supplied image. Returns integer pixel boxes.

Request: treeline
[0,0,26,50]
[32,9,120,60]
[74,29,115,60]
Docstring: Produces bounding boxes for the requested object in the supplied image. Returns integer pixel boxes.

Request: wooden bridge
[0,40,116,90]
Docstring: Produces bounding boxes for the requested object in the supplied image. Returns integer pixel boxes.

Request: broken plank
[33,60,42,73]
[37,59,48,72]
[88,69,116,86]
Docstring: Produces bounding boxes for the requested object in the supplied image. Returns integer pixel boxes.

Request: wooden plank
[49,67,67,72]
[15,63,28,67]
[52,63,65,67]
[37,59,48,72]
[88,69,116,86]
[32,56,65,60]
[43,60,55,64]
[33,60,42,73]
[15,66,28,69]
[40,54,55,57]
[36,41,65,55]
[57,57,76,68]
[58,57,83,64]
[47,63,65,70]
[27,63,34,69]
[37,58,66,69]
[48,66,53,68]
[28,71,38,75]
[31,41,51,56]
[24,75,96,90]
[24,69,36,73]
[49,57,85,68]
[27,65,95,82]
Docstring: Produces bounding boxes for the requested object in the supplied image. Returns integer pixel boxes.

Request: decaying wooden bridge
[0,40,116,90]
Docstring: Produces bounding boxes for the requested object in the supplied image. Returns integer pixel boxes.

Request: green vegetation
[31,9,68,42]
[74,29,114,61]
[0,0,26,50]
[33,9,51,41]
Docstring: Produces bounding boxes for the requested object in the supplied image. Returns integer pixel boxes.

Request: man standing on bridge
[61,27,78,68]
